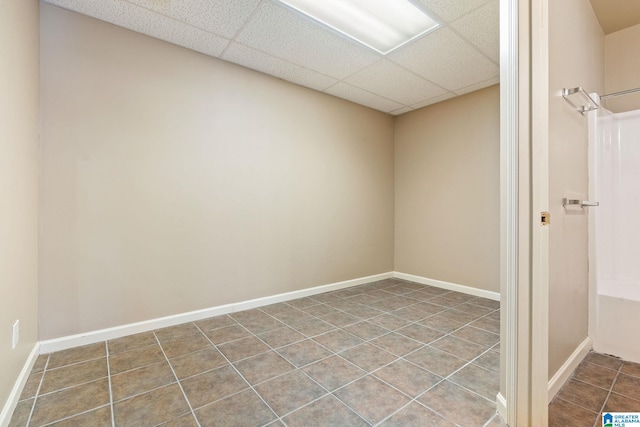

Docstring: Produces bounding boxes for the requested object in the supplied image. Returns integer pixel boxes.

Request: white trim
[393,272,500,301]
[496,392,508,422]
[547,337,592,402]
[39,272,394,354]
[0,343,40,427]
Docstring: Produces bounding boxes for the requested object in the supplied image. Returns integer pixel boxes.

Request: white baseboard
[547,336,592,402]
[39,271,394,354]
[0,343,40,427]
[393,272,501,301]
[496,392,507,424]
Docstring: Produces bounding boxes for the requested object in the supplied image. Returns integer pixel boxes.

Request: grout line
[24,354,49,427]
[153,332,202,427]
[105,341,116,427]
[192,322,282,424]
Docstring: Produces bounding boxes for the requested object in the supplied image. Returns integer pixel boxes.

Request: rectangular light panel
[278,0,440,55]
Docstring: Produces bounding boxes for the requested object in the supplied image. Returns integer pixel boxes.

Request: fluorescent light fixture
[278,0,439,54]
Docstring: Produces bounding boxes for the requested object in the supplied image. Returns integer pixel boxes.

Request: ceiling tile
[453,76,500,96]
[114,2,230,57]
[43,0,127,22]
[389,106,414,116]
[450,0,499,63]
[344,59,448,105]
[234,1,381,79]
[222,42,338,92]
[414,0,493,22]
[123,0,261,39]
[388,27,499,91]
[324,82,403,113]
[411,92,458,110]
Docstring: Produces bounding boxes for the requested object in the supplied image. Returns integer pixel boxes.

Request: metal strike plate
[541,212,550,226]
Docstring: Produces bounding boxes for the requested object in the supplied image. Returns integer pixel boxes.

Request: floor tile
[405,346,467,377]
[418,380,495,426]
[374,359,441,397]
[111,360,176,402]
[390,302,445,322]
[340,342,398,372]
[396,324,444,344]
[300,304,340,318]
[47,405,112,427]
[344,321,389,340]
[473,350,500,373]
[154,323,202,342]
[194,315,236,332]
[573,361,618,389]
[370,333,424,357]
[612,374,640,401]
[109,344,165,375]
[269,308,314,325]
[8,398,33,427]
[114,383,191,427]
[469,316,501,334]
[302,355,366,391]
[108,332,157,354]
[234,351,295,385]
[203,324,250,345]
[19,371,43,400]
[603,392,640,412]
[312,329,363,353]
[584,351,624,371]
[32,354,49,373]
[277,340,333,368]
[467,297,501,310]
[290,318,337,337]
[157,413,199,427]
[230,309,284,334]
[15,281,507,427]
[622,361,640,378]
[451,325,500,347]
[419,309,478,333]
[217,336,270,362]
[283,395,368,427]
[258,326,306,348]
[379,401,455,426]
[169,347,228,380]
[548,398,598,427]
[556,378,609,411]
[180,365,249,409]
[368,314,412,331]
[448,364,500,400]
[334,375,411,424]
[319,312,360,328]
[40,358,108,394]
[160,333,212,358]
[30,378,110,426]
[254,370,326,416]
[47,343,106,369]
[430,335,488,361]
[195,389,276,427]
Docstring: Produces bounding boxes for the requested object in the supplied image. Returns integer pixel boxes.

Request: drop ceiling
[41,0,500,115]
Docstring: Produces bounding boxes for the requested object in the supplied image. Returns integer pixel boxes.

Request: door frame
[499,0,549,424]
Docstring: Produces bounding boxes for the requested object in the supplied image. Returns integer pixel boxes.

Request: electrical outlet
[12,320,19,349]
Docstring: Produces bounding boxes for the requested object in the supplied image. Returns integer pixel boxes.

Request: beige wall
[604,23,640,112]
[39,4,394,340]
[548,0,604,378]
[394,86,500,293]
[0,0,40,414]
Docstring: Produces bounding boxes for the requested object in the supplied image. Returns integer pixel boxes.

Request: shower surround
[589,102,640,363]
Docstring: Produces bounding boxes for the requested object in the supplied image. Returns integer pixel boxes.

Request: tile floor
[549,351,640,427]
[9,278,506,427]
